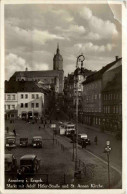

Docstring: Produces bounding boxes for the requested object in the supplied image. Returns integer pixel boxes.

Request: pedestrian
[13,128,16,136]
[39,126,41,130]
[94,136,98,145]
[82,140,86,149]
[6,126,9,133]
[44,124,45,128]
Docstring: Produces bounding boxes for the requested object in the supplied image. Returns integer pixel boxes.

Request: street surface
[5,118,122,189]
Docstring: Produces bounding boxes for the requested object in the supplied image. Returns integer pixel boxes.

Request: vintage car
[20,154,41,173]
[5,154,17,172]
[20,138,28,147]
[32,136,42,148]
[5,136,16,148]
[78,134,91,145]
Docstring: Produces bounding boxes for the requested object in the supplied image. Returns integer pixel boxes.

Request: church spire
[57,43,60,54]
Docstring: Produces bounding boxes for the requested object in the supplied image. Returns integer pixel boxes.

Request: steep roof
[102,69,122,92]
[5,80,46,93]
[10,70,63,80]
[83,58,122,85]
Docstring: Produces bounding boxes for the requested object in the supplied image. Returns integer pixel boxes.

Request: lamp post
[104,140,112,188]
[74,54,85,173]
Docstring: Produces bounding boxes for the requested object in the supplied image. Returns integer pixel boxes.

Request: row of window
[5,102,40,110]
[5,105,15,110]
[84,116,101,125]
[103,105,122,114]
[103,93,121,101]
[20,103,39,108]
[84,107,101,113]
[6,95,16,100]
[21,94,39,99]
[84,94,101,101]
[6,94,40,100]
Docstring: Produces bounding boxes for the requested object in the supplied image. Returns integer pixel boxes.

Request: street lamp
[74,54,85,173]
[104,140,112,188]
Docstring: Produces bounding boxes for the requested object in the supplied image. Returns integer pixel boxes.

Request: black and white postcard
[0,0,126,194]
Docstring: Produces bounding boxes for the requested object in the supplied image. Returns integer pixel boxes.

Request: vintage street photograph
[3,1,123,191]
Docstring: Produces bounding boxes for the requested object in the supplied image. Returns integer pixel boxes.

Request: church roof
[10,70,63,80]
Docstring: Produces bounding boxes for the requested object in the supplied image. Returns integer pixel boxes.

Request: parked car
[20,154,41,173]
[20,138,28,147]
[78,134,91,145]
[32,136,42,148]
[5,154,17,172]
[5,136,16,148]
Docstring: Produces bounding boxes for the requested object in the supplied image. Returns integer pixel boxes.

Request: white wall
[17,92,44,117]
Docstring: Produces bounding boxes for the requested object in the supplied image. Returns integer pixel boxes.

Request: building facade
[102,65,122,134]
[5,81,45,119]
[64,68,93,120]
[5,93,18,119]
[82,57,122,129]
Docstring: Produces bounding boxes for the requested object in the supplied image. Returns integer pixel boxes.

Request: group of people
[6,126,16,136]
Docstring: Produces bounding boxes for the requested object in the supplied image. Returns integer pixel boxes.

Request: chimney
[115,56,119,61]
[25,67,28,71]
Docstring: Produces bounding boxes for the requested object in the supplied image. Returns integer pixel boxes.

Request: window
[31,103,34,108]
[32,94,35,99]
[36,103,39,108]
[12,105,15,109]
[108,106,110,113]
[7,105,10,110]
[116,106,119,113]
[95,94,97,100]
[21,103,23,108]
[113,106,115,113]
[7,95,11,100]
[25,94,28,99]
[21,94,23,99]
[12,95,15,100]
[25,103,28,108]
[99,107,101,112]
[36,94,39,99]
[99,118,101,125]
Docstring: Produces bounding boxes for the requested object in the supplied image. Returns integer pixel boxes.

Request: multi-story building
[64,68,93,120]
[102,65,122,133]
[9,45,64,93]
[82,57,122,128]
[5,81,45,119]
[5,93,18,119]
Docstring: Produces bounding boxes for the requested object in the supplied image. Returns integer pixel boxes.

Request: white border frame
[0,1,126,194]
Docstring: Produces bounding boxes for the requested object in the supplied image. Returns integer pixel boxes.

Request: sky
[5,4,122,80]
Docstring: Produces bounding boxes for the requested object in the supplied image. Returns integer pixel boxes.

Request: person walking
[13,128,16,136]
[94,136,98,145]
[6,126,9,133]
[82,140,86,149]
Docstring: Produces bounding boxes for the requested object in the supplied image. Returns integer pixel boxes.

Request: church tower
[53,44,63,70]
